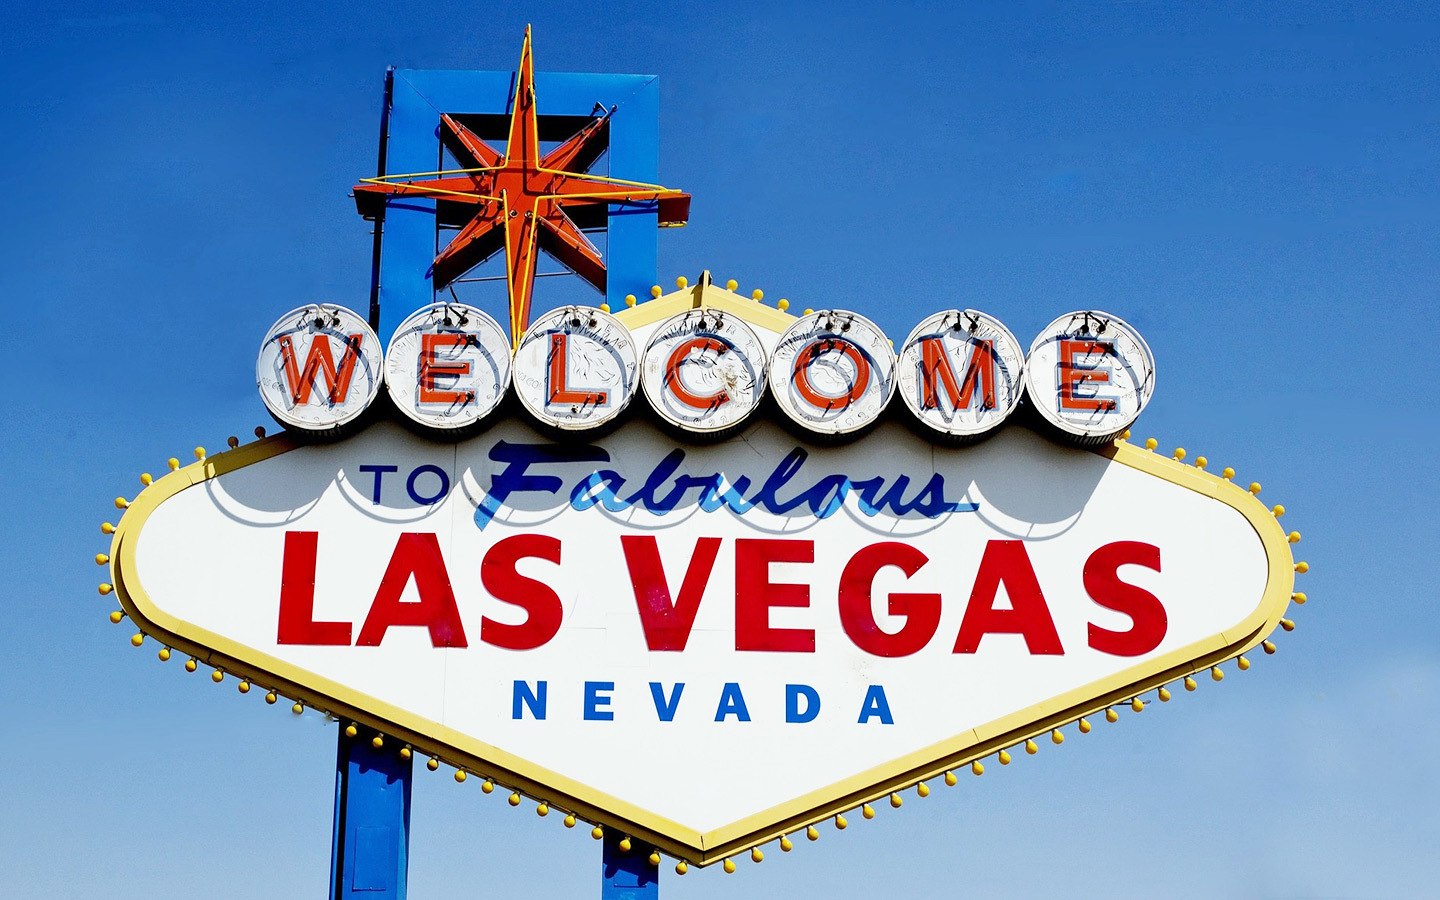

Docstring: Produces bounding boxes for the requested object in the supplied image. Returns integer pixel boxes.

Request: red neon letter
[953,540,1063,655]
[664,338,730,410]
[1058,339,1117,411]
[1085,541,1166,656]
[278,333,364,405]
[735,538,815,652]
[791,338,870,409]
[838,542,941,657]
[419,333,474,405]
[622,535,722,651]
[480,534,564,651]
[920,337,996,411]
[276,531,351,645]
[355,533,467,647]
[547,332,608,406]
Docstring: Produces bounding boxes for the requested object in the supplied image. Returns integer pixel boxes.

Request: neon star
[353,27,690,347]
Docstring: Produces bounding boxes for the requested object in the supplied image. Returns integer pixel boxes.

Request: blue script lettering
[473,442,978,530]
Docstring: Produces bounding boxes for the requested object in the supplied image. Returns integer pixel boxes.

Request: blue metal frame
[330,730,413,900]
[371,68,664,347]
[602,832,660,899]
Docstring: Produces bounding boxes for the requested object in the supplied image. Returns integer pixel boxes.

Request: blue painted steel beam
[331,728,413,899]
[602,832,660,899]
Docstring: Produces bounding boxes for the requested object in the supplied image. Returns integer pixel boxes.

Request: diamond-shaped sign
[106,289,1295,866]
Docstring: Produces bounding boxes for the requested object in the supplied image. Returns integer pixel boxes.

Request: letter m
[920,337,996,412]
[278,333,365,405]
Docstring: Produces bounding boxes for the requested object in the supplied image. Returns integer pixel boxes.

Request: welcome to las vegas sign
[99,268,1305,869]
[93,27,1309,875]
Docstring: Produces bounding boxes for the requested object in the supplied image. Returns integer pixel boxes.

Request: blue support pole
[602,832,660,899]
[331,728,413,900]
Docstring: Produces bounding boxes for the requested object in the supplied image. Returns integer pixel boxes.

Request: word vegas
[275,531,1168,723]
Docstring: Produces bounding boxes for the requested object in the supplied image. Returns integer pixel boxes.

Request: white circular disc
[384,303,512,432]
[256,304,383,432]
[771,309,896,436]
[513,306,639,432]
[640,309,768,434]
[895,309,1026,439]
[1023,310,1156,439]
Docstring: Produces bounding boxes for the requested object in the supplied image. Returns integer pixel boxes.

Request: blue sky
[2,1,1437,897]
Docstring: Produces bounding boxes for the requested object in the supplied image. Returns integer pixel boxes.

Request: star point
[354,30,690,347]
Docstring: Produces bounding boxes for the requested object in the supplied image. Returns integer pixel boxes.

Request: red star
[354,27,691,347]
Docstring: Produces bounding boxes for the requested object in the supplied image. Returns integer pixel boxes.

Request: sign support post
[330,728,413,900]
[602,832,660,899]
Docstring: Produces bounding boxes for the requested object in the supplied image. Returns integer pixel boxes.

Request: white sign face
[1024,311,1156,441]
[895,309,1026,439]
[115,417,1289,860]
[384,303,512,433]
[256,305,384,432]
[640,310,768,434]
[512,306,639,432]
[771,310,896,436]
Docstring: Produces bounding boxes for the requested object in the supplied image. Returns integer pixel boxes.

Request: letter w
[622,535,721,651]
[278,333,364,405]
